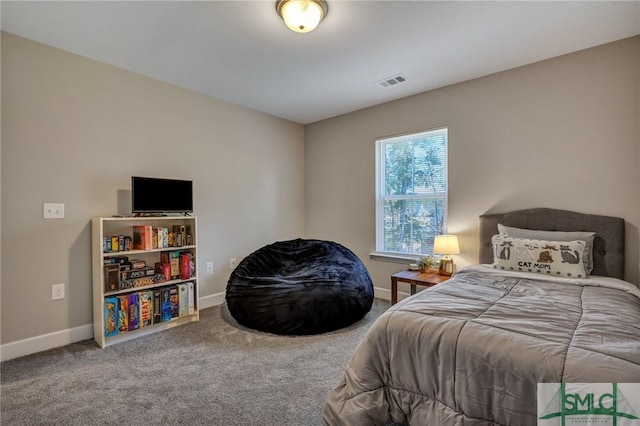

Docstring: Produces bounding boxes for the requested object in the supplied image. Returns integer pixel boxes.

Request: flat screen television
[131,176,193,214]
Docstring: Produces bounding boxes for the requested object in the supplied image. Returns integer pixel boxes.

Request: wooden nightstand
[390,270,451,305]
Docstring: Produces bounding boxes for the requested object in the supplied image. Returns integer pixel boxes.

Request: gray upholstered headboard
[479,208,625,279]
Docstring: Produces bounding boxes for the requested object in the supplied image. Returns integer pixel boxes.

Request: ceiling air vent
[376,74,408,88]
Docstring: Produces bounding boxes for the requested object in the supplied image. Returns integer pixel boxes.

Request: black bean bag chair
[225,239,374,335]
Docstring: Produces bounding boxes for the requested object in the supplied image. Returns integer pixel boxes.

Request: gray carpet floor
[1,299,390,425]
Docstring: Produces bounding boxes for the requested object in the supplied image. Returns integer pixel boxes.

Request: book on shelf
[169,286,179,318]
[153,289,163,324]
[104,255,129,265]
[185,225,192,246]
[111,236,119,252]
[118,274,166,291]
[170,252,180,279]
[180,252,193,280]
[173,225,183,247]
[154,227,164,249]
[187,281,195,315]
[177,283,189,317]
[162,227,169,248]
[128,293,140,331]
[119,266,156,281]
[117,295,129,333]
[104,264,120,292]
[161,251,181,279]
[129,259,147,269]
[168,225,188,247]
[139,291,153,327]
[104,296,119,337]
[154,262,171,281]
[161,287,172,322]
[133,225,153,250]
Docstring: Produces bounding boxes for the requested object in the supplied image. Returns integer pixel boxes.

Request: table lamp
[433,235,460,276]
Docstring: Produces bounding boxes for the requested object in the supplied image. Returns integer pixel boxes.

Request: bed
[323,208,640,426]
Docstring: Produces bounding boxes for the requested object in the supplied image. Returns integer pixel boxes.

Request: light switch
[43,203,65,219]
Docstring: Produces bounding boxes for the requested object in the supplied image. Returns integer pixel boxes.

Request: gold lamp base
[439,257,454,276]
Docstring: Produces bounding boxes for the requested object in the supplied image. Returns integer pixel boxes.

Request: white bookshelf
[92,216,199,348]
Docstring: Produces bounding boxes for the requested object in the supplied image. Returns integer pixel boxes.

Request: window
[375,127,448,257]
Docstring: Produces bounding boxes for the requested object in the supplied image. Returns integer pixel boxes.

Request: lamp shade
[433,235,460,255]
[276,0,328,33]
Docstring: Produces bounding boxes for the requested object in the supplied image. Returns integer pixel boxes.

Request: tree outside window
[376,128,448,256]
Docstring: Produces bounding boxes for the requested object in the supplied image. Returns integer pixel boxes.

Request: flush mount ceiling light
[276,0,328,33]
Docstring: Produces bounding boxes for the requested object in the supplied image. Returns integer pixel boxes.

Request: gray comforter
[323,266,640,426]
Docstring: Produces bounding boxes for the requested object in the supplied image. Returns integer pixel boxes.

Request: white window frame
[374,127,448,261]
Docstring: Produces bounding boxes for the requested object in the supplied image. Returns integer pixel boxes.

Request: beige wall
[2,31,639,349]
[305,36,640,291]
[1,33,305,344]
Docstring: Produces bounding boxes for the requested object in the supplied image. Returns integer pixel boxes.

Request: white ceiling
[2,1,639,124]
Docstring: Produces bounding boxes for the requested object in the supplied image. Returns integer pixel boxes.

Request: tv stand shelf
[91,216,199,348]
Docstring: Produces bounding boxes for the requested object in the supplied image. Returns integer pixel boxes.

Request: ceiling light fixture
[276,0,328,33]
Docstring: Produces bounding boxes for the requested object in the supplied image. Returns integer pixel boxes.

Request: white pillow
[497,224,595,275]
[492,235,587,279]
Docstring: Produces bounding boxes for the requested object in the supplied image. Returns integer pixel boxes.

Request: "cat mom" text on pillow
[491,235,587,278]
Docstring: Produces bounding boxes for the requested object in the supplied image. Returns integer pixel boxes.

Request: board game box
[128,292,140,331]
[117,295,129,333]
[139,291,153,327]
[104,296,119,337]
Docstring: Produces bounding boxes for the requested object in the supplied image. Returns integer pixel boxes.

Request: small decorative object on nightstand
[434,234,460,276]
[418,255,436,273]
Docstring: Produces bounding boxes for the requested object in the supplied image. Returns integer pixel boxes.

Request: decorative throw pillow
[491,235,587,278]
[497,224,595,275]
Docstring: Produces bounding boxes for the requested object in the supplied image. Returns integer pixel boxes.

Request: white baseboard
[374,285,410,302]
[0,323,94,362]
[199,291,226,309]
[374,286,391,301]
[0,292,227,362]
[1,290,393,362]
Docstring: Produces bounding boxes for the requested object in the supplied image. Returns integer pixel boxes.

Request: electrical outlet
[43,203,65,219]
[206,262,214,274]
[230,258,237,270]
[52,283,65,300]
